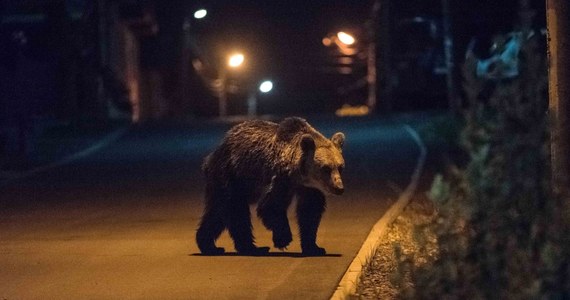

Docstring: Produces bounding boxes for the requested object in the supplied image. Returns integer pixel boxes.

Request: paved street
[0,115,423,299]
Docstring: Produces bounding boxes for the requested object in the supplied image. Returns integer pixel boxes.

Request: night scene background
[0,0,547,122]
[1,0,569,299]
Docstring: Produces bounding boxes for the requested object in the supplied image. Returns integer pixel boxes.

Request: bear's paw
[301,246,326,256]
[273,230,293,250]
[237,246,271,256]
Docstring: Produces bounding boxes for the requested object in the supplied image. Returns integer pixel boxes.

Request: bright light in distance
[259,80,273,93]
[194,9,207,19]
[337,31,355,45]
[228,53,244,68]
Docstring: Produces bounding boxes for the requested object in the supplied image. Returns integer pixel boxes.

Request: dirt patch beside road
[353,192,438,299]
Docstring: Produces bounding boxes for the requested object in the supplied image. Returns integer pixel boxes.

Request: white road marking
[0,128,129,186]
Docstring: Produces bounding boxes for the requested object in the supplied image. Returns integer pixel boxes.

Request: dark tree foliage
[398,33,570,299]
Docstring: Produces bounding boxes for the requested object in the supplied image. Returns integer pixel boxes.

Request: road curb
[330,124,427,300]
[0,127,129,186]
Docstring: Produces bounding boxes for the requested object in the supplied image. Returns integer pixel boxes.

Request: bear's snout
[332,178,344,195]
[332,186,344,195]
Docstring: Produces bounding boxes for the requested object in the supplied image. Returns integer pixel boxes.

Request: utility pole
[218,70,228,118]
[366,0,380,113]
[181,16,192,117]
[547,0,570,201]
[376,0,393,113]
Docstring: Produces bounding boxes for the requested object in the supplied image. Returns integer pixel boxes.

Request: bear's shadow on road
[190,252,342,258]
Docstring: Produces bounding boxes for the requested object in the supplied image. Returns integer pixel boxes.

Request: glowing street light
[323,29,376,112]
[228,53,245,68]
[219,53,246,117]
[323,31,357,55]
[259,80,273,93]
[193,9,207,19]
[248,80,274,117]
[337,31,355,45]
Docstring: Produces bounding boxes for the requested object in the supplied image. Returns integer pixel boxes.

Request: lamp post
[219,53,244,117]
[323,31,358,55]
[337,32,355,45]
[193,9,207,19]
[182,8,208,120]
[323,30,376,112]
[248,80,273,117]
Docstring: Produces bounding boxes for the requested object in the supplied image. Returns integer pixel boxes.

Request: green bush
[399,33,570,299]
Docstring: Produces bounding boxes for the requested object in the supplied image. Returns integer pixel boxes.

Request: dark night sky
[184,1,372,113]
[181,0,546,113]
[0,0,547,118]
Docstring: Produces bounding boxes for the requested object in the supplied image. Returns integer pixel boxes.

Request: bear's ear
[331,132,345,149]
[300,134,316,153]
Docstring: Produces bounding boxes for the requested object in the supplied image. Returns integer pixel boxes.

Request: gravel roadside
[353,185,439,299]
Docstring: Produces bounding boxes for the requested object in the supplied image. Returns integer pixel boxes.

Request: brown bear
[196,117,345,256]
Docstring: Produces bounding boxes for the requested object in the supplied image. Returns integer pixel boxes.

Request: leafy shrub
[399,32,570,299]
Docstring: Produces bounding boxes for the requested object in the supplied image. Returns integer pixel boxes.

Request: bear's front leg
[296,187,327,256]
[257,177,294,250]
[264,213,293,250]
[259,208,293,250]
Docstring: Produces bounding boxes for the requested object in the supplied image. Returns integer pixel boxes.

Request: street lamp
[228,53,245,68]
[258,80,273,93]
[248,80,273,117]
[322,30,376,113]
[219,53,245,117]
[193,9,207,19]
[337,31,356,45]
[323,31,358,55]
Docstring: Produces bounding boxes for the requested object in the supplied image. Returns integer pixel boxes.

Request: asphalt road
[0,115,423,299]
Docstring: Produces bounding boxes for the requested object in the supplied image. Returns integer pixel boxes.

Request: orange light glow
[228,53,244,68]
[337,32,355,46]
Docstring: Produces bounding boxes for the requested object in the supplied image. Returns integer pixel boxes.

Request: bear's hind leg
[296,187,327,256]
[228,183,269,255]
[196,207,225,255]
[196,183,227,255]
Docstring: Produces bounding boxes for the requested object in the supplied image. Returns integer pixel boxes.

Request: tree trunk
[547,0,570,201]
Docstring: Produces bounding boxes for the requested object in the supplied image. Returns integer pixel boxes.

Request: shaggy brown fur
[196,117,345,256]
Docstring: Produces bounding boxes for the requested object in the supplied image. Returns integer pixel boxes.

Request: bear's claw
[273,230,293,249]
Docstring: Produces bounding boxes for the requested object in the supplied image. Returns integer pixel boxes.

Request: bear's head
[299,132,345,195]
